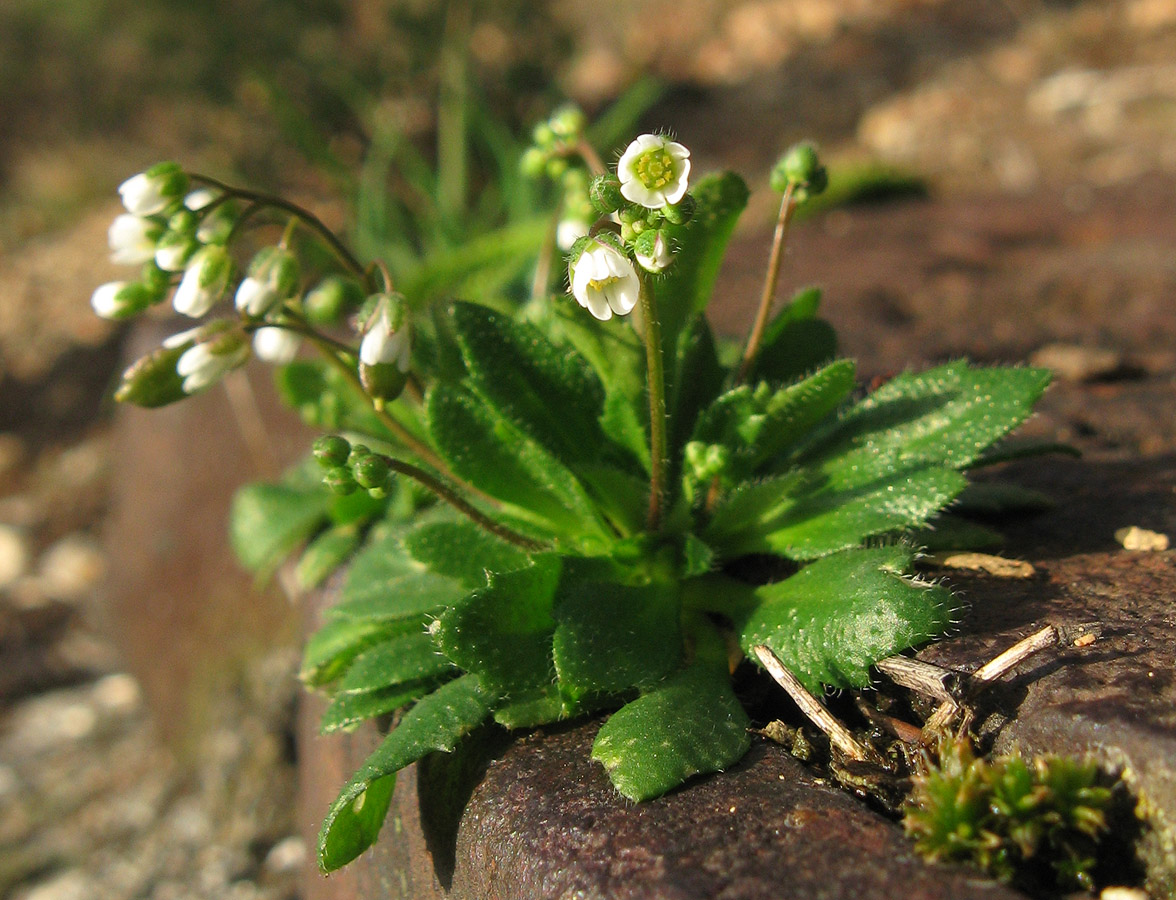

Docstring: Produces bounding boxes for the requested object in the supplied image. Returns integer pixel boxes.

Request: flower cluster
[95,163,413,405]
[562,133,694,320]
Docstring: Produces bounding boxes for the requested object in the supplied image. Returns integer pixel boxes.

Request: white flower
[108,214,158,265]
[154,233,196,272]
[235,277,278,317]
[359,307,411,371]
[183,188,218,211]
[176,332,249,394]
[616,134,691,210]
[252,327,301,364]
[569,236,640,321]
[118,163,186,216]
[173,246,232,317]
[635,231,673,273]
[91,281,150,320]
[556,216,591,251]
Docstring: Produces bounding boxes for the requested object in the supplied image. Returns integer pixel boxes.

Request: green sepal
[591,660,751,801]
[317,675,493,872]
[740,546,955,693]
[113,344,188,408]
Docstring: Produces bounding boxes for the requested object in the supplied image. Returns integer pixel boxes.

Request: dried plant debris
[1114,526,1170,552]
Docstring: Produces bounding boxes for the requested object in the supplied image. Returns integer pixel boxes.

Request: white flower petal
[108,214,156,265]
[253,327,300,364]
[91,282,128,319]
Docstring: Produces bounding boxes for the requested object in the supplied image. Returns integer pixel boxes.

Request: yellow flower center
[588,275,621,292]
[635,149,676,190]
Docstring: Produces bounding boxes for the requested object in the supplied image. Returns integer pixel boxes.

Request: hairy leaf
[426,383,612,548]
[296,526,362,590]
[449,301,607,464]
[337,630,454,695]
[320,679,439,734]
[318,675,492,871]
[403,518,531,589]
[301,617,396,688]
[553,580,681,696]
[229,482,330,575]
[740,546,955,693]
[433,557,561,696]
[591,662,751,801]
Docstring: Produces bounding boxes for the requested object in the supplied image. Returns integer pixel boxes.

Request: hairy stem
[639,273,667,532]
[736,182,796,384]
[191,174,370,285]
[577,140,607,178]
[385,457,547,552]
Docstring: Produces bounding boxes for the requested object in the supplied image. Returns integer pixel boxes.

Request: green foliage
[904,741,1114,892]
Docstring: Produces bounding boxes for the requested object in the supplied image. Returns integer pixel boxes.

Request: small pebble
[926,552,1036,578]
[1115,525,1170,551]
[0,523,31,589]
[262,835,307,877]
[91,673,142,715]
[1029,342,1122,381]
[18,870,89,900]
[37,534,106,601]
[1100,888,1150,900]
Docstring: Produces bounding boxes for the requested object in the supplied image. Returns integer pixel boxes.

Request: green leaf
[318,675,492,872]
[402,518,530,589]
[449,301,607,464]
[553,580,681,696]
[748,287,837,384]
[426,384,611,548]
[796,363,1052,489]
[666,316,726,489]
[276,360,383,436]
[591,662,751,801]
[301,617,395,687]
[337,631,454,695]
[229,482,330,575]
[320,679,439,734]
[295,526,362,590]
[492,684,582,729]
[317,772,396,874]
[656,171,750,365]
[600,391,650,473]
[906,515,1005,551]
[433,557,561,696]
[740,546,955,693]
[329,525,468,623]
[694,360,856,479]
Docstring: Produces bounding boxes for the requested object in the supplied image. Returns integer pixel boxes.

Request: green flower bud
[588,174,625,215]
[168,208,198,236]
[519,147,547,179]
[312,435,352,468]
[545,157,568,179]
[617,206,644,225]
[155,231,198,272]
[662,194,696,225]
[532,122,555,148]
[323,467,357,495]
[304,275,365,326]
[353,454,391,490]
[347,444,371,466]
[359,362,408,405]
[770,142,828,199]
[549,104,586,139]
[113,344,188,408]
[90,281,155,320]
[140,261,172,299]
[119,162,188,216]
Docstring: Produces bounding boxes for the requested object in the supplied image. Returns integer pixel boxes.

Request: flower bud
[313,435,352,468]
[303,275,364,326]
[556,216,591,252]
[252,326,301,364]
[588,174,625,215]
[633,228,673,273]
[519,147,547,179]
[549,104,586,140]
[175,328,250,394]
[113,344,189,408]
[118,162,188,217]
[140,262,172,301]
[154,231,198,272]
[770,142,828,199]
[358,294,410,369]
[195,202,237,244]
[174,245,233,317]
[108,214,160,266]
[662,194,696,225]
[184,188,218,212]
[545,157,569,179]
[532,122,555,148]
[236,246,300,317]
[323,467,357,495]
[91,281,154,320]
[352,454,391,490]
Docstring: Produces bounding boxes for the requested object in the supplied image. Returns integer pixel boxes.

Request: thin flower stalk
[737,182,796,384]
[638,272,667,532]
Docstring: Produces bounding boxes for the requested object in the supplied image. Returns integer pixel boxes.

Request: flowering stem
[736,182,796,384]
[385,457,547,552]
[191,174,370,286]
[577,140,607,178]
[638,273,667,533]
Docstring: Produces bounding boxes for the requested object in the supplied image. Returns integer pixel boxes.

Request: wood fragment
[876,655,965,704]
[752,644,873,762]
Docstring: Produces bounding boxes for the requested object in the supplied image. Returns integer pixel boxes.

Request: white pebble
[1115,525,1170,552]
[263,835,307,876]
[91,673,142,715]
[37,535,106,600]
[0,524,31,589]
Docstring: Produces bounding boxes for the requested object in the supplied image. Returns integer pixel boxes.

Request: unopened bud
[549,104,586,140]
[113,344,188,408]
[304,275,365,326]
[323,467,357,495]
[770,142,828,200]
[91,281,154,320]
[662,194,696,225]
[589,174,624,215]
[118,162,188,217]
[313,435,352,468]
[352,454,391,490]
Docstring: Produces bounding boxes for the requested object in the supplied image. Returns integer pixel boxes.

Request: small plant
[93,105,1053,872]
[904,739,1114,892]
